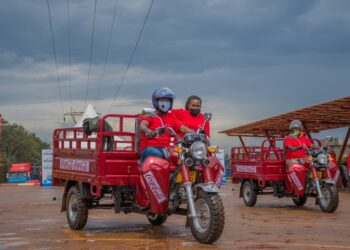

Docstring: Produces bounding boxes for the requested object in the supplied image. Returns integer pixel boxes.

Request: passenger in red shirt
[139,87,192,163]
[285,120,312,163]
[172,95,210,137]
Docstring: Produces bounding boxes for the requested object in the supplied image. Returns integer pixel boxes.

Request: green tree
[0,119,50,182]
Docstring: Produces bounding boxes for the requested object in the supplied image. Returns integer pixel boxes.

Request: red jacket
[171,109,210,137]
[285,135,312,160]
[347,151,350,172]
[140,112,182,151]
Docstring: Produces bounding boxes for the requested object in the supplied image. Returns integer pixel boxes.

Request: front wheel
[147,213,167,225]
[189,190,225,244]
[242,181,257,207]
[66,186,88,230]
[292,195,307,206]
[318,184,339,213]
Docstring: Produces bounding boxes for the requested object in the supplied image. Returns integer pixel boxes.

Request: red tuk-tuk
[220,96,350,213]
[230,137,339,212]
[53,113,225,244]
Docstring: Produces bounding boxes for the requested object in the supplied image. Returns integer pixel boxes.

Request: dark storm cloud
[1,0,350,69]
[1,0,350,148]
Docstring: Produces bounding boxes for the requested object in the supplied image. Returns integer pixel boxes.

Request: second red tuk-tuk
[221,96,350,213]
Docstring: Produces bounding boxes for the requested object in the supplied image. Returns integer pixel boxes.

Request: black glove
[145,130,156,139]
[156,127,166,136]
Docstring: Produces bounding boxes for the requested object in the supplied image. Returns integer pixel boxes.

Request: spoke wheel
[318,184,339,213]
[189,190,225,244]
[242,181,257,207]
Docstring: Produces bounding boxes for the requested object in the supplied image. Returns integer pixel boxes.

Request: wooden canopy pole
[238,136,249,157]
[337,126,350,165]
[301,121,312,139]
[238,135,246,148]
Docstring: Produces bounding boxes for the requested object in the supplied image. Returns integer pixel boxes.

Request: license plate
[310,171,323,179]
[175,171,196,183]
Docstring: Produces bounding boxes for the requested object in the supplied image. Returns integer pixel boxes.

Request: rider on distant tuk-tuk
[285,120,312,166]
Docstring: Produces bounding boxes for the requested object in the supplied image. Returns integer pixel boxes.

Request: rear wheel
[318,184,339,213]
[189,190,225,244]
[292,195,307,206]
[147,213,167,225]
[242,181,257,207]
[66,186,88,230]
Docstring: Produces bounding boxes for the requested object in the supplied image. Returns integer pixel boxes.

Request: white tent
[74,104,99,128]
[70,104,129,150]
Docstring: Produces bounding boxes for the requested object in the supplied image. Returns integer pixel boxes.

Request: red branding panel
[143,171,166,203]
[60,158,90,172]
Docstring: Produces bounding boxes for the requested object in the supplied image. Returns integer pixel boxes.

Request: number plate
[175,171,196,183]
[310,171,323,179]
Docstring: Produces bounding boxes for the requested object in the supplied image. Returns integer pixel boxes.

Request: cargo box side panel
[53,150,98,183]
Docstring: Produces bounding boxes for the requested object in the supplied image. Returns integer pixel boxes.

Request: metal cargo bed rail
[232,138,285,163]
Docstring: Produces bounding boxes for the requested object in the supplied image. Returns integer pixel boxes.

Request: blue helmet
[152,87,175,109]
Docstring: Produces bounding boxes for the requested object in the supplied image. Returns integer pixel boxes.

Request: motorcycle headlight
[317,154,328,165]
[190,141,207,160]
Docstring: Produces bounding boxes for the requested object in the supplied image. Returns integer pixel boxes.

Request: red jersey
[347,151,350,172]
[171,109,210,137]
[140,112,182,151]
[285,135,312,160]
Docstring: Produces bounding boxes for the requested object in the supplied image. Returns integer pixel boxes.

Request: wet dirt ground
[0,184,349,250]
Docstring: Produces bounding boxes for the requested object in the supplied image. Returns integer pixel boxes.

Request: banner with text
[42,149,53,186]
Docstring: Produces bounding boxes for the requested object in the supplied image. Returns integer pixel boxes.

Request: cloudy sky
[0,0,350,150]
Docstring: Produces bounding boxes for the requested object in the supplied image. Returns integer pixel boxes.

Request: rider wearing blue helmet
[139,87,193,163]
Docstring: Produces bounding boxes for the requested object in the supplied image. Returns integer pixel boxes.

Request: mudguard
[141,157,171,214]
[195,183,220,194]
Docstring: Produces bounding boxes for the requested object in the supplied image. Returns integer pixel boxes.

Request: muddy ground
[0,184,349,250]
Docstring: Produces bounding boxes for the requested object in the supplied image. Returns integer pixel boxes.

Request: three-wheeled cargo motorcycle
[53,112,225,244]
[231,136,340,212]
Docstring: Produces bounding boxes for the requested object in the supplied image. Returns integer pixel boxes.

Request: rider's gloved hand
[157,127,166,136]
[145,130,156,139]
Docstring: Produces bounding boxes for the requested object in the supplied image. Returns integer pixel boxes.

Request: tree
[0,119,50,183]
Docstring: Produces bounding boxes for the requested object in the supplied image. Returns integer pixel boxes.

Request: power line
[107,0,154,113]
[95,0,118,108]
[84,0,98,106]
[46,0,65,120]
[67,0,72,109]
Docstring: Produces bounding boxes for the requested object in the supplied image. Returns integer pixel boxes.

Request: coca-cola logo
[143,172,166,203]
[60,159,90,172]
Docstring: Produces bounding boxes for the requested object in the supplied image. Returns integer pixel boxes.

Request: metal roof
[220,96,350,137]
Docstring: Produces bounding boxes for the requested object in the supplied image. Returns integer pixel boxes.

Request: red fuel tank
[141,157,171,213]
